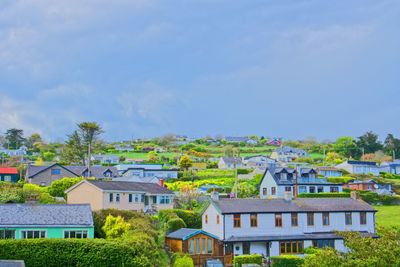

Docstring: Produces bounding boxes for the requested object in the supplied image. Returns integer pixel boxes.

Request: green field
[374,205,400,228]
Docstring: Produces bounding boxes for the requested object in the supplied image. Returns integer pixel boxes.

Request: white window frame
[21,230,47,239]
[63,230,89,239]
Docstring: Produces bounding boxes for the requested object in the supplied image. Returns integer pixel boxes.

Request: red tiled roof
[0,167,18,174]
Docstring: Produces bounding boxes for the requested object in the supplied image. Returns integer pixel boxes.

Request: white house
[242,155,277,169]
[91,154,120,165]
[0,146,27,157]
[270,147,308,163]
[202,194,376,258]
[380,160,400,174]
[258,167,343,199]
[218,157,244,170]
[120,167,178,180]
[336,161,382,176]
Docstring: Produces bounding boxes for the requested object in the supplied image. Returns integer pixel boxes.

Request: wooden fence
[191,254,233,267]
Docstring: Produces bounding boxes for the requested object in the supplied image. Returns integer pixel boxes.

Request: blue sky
[0,0,399,141]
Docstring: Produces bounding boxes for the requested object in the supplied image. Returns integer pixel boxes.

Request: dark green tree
[4,128,25,149]
[333,136,361,159]
[384,134,400,159]
[356,131,383,154]
[61,131,86,165]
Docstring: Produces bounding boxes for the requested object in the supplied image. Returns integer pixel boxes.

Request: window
[280,241,304,254]
[4,175,11,182]
[152,196,157,204]
[128,194,133,203]
[205,215,208,224]
[115,193,120,202]
[165,196,170,204]
[233,214,241,228]
[189,239,194,254]
[313,239,335,248]
[51,169,61,175]
[271,187,276,195]
[243,242,250,254]
[64,230,88,239]
[330,186,339,193]
[207,239,212,254]
[217,215,220,224]
[141,194,145,203]
[291,213,298,227]
[262,188,267,195]
[281,173,287,181]
[307,213,314,226]
[202,238,206,254]
[250,213,258,227]
[345,212,352,225]
[275,213,282,227]
[21,230,46,239]
[160,196,167,204]
[317,186,324,193]
[109,193,113,202]
[0,230,15,239]
[322,213,330,226]
[135,194,139,203]
[309,186,315,193]
[285,186,291,192]
[196,238,200,254]
[360,212,367,225]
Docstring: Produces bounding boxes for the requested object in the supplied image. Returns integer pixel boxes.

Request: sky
[0,0,399,142]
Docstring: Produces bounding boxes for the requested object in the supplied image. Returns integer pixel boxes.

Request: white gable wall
[202,203,224,240]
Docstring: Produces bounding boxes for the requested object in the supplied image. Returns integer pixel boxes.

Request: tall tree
[61,131,86,165]
[77,122,103,176]
[356,131,383,154]
[384,134,400,159]
[5,128,25,149]
[333,136,361,159]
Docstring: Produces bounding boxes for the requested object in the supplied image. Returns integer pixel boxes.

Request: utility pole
[294,165,298,198]
[393,150,396,161]
[234,149,240,198]
[87,143,91,178]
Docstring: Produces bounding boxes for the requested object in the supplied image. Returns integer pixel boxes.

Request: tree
[102,215,131,239]
[78,122,103,174]
[5,128,25,149]
[42,151,56,162]
[356,131,383,154]
[26,133,43,151]
[179,155,193,171]
[147,151,159,162]
[384,134,400,159]
[333,137,361,159]
[61,131,86,165]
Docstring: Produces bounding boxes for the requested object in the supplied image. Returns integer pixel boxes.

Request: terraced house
[201,193,376,259]
[0,204,94,239]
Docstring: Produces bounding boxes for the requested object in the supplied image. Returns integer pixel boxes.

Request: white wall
[259,171,279,199]
[202,204,224,240]
[250,242,267,256]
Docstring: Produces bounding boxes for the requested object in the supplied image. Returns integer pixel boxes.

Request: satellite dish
[373,184,379,189]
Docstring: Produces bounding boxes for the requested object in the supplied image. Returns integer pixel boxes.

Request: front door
[144,196,149,206]
[243,242,250,254]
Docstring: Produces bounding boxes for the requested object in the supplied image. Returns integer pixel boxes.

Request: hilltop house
[91,154,120,165]
[26,163,118,186]
[258,167,343,199]
[201,193,375,259]
[120,167,178,180]
[65,180,174,212]
[224,137,257,145]
[317,167,343,177]
[380,160,400,174]
[0,204,94,239]
[336,161,382,176]
[218,157,244,170]
[343,179,393,195]
[270,147,308,162]
[242,155,277,169]
[0,167,19,183]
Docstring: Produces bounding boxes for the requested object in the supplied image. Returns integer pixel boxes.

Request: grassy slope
[374,205,400,228]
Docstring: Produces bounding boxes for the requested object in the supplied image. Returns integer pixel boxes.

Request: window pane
[292,242,297,253]
[189,240,194,254]
[207,239,212,254]
[40,231,45,238]
[280,242,285,253]
[298,241,303,252]
[202,238,206,254]
[196,238,200,254]
[83,231,88,238]
[286,242,291,253]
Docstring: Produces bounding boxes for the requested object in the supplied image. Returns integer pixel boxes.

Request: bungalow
[380,160,400,174]
[121,168,178,180]
[270,147,308,162]
[65,180,175,212]
[201,193,376,259]
[259,167,343,199]
[26,164,118,186]
[343,179,393,195]
[218,157,244,170]
[91,154,120,165]
[242,155,277,169]
[0,204,94,239]
[0,167,19,183]
[0,146,27,157]
[317,167,343,177]
[336,161,382,176]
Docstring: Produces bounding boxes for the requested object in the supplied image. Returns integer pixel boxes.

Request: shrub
[327,176,354,184]
[233,254,262,266]
[102,215,131,239]
[174,209,202,228]
[167,217,187,232]
[0,182,24,203]
[298,193,350,198]
[237,168,252,175]
[48,177,83,198]
[271,255,304,267]
[0,239,151,267]
[173,254,194,267]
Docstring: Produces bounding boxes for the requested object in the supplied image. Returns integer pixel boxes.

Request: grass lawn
[309,153,324,159]
[374,205,400,228]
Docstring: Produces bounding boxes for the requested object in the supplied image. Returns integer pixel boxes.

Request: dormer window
[281,173,287,181]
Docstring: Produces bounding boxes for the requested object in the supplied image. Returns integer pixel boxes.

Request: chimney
[158,178,164,187]
[211,191,219,201]
[350,191,360,200]
[284,191,292,201]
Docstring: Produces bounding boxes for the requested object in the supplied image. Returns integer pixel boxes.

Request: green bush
[271,255,304,267]
[358,190,399,205]
[48,177,83,198]
[237,168,252,175]
[233,254,262,266]
[173,254,194,267]
[167,217,187,232]
[0,239,152,267]
[380,172,400,180]
[327,176,354,184]
[159,209,202,229]
[298,193,350,198]
[0,182,24,203]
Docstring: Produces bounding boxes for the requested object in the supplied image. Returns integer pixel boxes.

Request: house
[121,168,178,180]
[114,144,134,152]
[343,179,393,195]
[0,204,94,239]
[0,146,27,157]
[336,161,382,176]
[270,147,308,162]
[26,163,118,186]
[201,193,376,259]
[242,155,277,169]
[91,154,120,165]
[165,228,229,267]
[317,167,343,177]
[113,175,162,184]
[224,137,257,145]
[258,167,343,199]
[0,167,19,183]
[116,163,163,173]
[218,157,244,170]
[65,180,175,212]
[380,160,400,174]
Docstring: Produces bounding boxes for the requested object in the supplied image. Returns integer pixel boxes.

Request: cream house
[65,180,174,212]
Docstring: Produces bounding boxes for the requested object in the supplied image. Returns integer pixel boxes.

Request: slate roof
[212,198,375,214]
[0,204,93,227]
[166,228,219,240]
[86,180,174,194]
[347,160,377,166]
[27,164,118,179]
[275,146,307,155]
[221,157,242,165]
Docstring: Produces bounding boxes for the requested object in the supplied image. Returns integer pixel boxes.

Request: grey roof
[87,180,174,194]
[27,164,118,179]
[27,164,77,178]
[0,204,93,227]
[166,228,220,240]
[275,146,307,155]
[221,157,242,164]
[212,198,375,214]
[262,167,325,186]
[0,260,25,267]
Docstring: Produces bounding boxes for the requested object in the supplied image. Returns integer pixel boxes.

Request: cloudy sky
[0,0,399,141]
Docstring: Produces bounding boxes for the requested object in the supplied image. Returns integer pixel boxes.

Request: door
[243,242,250,255]
[144,196,149,206]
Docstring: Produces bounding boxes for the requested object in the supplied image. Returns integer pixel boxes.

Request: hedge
[159,209,202,229]
[327,176,354,184]
[173,254,194,267]
[271,255,304,267]
[0,239,151,267]
[298,193,350,198]
[167,217,187,232]
[233,254,262,266]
